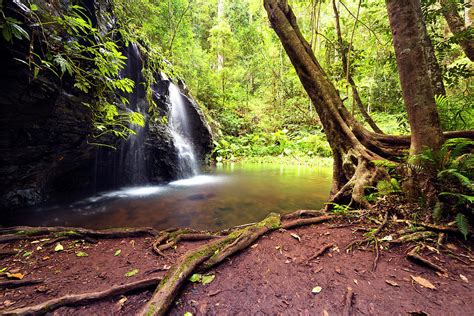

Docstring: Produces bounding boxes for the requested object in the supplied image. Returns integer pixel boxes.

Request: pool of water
[2,163,332,231]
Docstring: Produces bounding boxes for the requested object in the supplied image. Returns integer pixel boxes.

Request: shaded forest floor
[0,217,473,315]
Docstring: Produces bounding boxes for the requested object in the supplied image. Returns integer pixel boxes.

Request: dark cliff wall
[0,0,213,211]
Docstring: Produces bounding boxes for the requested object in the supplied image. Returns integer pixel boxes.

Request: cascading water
[117,43,148,185]
[168,83,199,178]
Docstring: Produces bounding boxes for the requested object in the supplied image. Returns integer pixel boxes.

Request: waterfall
[168,83,199,178]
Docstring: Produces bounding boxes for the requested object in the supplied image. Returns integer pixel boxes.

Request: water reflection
[2,163,332,231]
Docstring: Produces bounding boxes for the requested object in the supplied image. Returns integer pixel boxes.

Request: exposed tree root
[0,279,43,289]
[306,243,334,264]
[343,286,354,316]
[1,277,162,315]
[395,220,459,234]
[390,231,437,244]
[407,247,448,274]
[282,209,326,220]
[152,233,222,256]
[0,227,159,244]
[139,213,282,316]
[281,215,333,229]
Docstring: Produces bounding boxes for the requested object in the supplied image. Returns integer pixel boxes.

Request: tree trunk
[263,0,391,206]
[263,0,473,206]
[332,0,385,134]
[386,0,445,155]
[440,0,474,61]
[414,1,446,96]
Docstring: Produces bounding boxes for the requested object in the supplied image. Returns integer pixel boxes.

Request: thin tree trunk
[386,0,444,155]
[440,0,474,61]
[217,0,225,70]
[332,0,384,134]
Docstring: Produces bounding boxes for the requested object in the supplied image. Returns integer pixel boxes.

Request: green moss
[145,303,157,316]
[256,213,281,230]
[16,229,42,236]
[54,230,80,237]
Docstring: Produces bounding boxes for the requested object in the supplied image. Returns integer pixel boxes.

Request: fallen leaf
[290,233,301,242]
[201,274,215,285]
[23,251,32,257]
[117,296,127,308]
[184,312,193,316]
[446,243,458,251]
[36,246,42,251]
[459,274,468,283]
[311,286,322,294]
[31,240,41,244]
[190,273,202,282]
[76,251,88,257]
[124,269,139,277]
[323,310,329,316]
[385,279,399,287]
[353,279,358,285]
[6,272,24,280]
[114,249,121,256]
[250,243,258,249]
[411,275,436,290]
[54,243,64,252]
[380,235,393,241]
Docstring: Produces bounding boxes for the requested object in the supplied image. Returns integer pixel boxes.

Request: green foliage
[325,202,351,216]
[2,3,158,142]
[413,138,473,236]
[213,129,332,162]
[435,95,474,131]
[455,213,469,240]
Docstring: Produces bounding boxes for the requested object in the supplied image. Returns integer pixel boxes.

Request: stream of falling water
[168,83,199,178]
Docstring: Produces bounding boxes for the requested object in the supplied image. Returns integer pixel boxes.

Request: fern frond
[455,213,469,239]
[439,192,474,203]
[437,169,473,190]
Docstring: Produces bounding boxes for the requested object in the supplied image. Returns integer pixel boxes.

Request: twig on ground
[372,239,380,272]
[306,243,334,264]
[407,247,448,274]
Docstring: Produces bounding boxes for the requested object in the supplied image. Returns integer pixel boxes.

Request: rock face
[0,0,213,211]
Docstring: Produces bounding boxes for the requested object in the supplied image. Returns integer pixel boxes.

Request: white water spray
[168,83,199,178]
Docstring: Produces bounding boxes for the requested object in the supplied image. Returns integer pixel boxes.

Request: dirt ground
[0,220,473,315]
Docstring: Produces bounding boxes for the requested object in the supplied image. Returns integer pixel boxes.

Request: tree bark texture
[413,0,446,96]
[386,0,445,155]
[440,0,474,61]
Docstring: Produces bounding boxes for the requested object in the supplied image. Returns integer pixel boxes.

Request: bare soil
[0,220,473,315]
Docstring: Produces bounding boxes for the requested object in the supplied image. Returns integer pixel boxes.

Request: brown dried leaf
[411,275,436,290]
[6,272,24,280]
[385,279,399,287]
